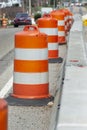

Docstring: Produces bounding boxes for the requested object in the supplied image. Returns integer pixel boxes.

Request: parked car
[13,13,32,27]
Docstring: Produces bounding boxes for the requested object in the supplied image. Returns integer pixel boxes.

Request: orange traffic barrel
[62,9,74,32]
[62,9,70,33]
[50,10,67,44]
[0,99,8,130]
[68,11,74,30]
[2,18,7,28]
[12,25,50,99]
[63,9,72,32]
[60,9,69,35]
[37,14,59,59]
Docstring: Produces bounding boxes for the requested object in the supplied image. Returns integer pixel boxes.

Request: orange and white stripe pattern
[2,19,7,28]
[65,9,71,32]
[50,10,67,44]
[37,14,59,59]
[61,9,69,35]
[12,25,50,99]
[63,9,73,32]
[68,11,74,30]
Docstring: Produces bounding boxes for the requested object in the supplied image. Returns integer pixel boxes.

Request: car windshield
[16,13,28,18]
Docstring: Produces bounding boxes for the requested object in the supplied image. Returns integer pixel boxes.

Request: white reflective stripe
[48,43,58,50]
[39,28,58,35]
[58,31,65,36]
[69,16,72,19]
[67,22,69,27]
[58,20,65,26]
[67,16,69,19]
[65,25,67,30]
[14,72,49,84]
[15,48,48,60]
[64,17,67,21]
[69,21,72,24]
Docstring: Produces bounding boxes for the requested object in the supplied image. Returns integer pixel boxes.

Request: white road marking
[58,123,87,127]
[0,76,13,98]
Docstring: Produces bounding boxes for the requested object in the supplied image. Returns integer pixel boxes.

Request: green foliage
[34,12,41,22]
[50,0,54,5]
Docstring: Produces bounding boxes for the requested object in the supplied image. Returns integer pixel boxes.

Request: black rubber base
[59,42,67,45]
[5,95,54,106]
[48,57,63,63]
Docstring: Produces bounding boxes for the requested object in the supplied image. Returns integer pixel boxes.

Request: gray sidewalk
[57,14,87,130]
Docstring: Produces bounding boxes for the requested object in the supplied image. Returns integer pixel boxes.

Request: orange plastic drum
[2,19,7,28]
[68,11,74,30]
[12,25,50,99]
[59,9,74,32]
[60,9,69,35]
[37,14,59,59]
[0,99,8,130]
[50,10,67,44]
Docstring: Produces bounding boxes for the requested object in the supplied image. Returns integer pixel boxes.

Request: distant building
[0,0,21,8]
[0,2,6,8]
[82,0,87,5]
[63,2,70,7]
[41,7,53,15]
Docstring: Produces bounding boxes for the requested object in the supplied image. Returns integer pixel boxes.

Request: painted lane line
[0,76,13,98]
[58,123,87,127]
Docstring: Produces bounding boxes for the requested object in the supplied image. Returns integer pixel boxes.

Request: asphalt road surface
[0,26,23,90]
